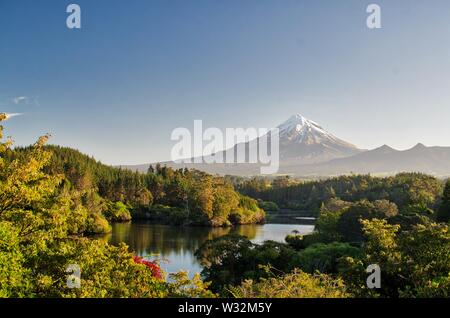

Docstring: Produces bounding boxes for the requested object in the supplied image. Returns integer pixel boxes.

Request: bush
[227,196,265,226]
[229,268,349,298]
[86,213,111,234]
[337,200,398,243]
[291,242,362,274]
[141,204,189,225]
[258,201,279,212]
[0,222,30,297]
[341,219,450,298]
[437,180,450,223]
[105,201,132,222]
[285,234,307,250]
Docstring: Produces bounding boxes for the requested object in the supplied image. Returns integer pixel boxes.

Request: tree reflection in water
[104,222,314,276]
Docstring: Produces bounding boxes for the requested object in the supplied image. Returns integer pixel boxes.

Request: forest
[4,144,265,232]
[234,173,444,216]
[1,113,449,298]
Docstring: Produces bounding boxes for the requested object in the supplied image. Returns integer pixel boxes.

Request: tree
[437,180,450,223]
[291,242,362,274]
[341,218,450,298]
[195,235,254,292]
[337,200,398,243]
[309,199,352,244]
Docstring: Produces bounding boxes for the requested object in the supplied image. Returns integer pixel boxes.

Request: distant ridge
[121,115,450,177]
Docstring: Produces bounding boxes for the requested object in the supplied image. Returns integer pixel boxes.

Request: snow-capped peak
[275,113,359,150]
[278,114,330,140]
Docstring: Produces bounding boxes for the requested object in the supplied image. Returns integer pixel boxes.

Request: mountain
[276,114,362,164]
[122,114,450,177]
[122,114,363,175]
[287,143,450,177]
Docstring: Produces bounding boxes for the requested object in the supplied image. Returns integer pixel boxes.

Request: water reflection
[106,222,314,276]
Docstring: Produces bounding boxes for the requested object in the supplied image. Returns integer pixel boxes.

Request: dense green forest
[4,145,264,232]
[1,113,449,298]
[234,173,444,216]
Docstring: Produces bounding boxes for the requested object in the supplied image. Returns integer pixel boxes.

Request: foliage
[196,234,303,293]
[196,234,359,293]
[133,255,162,280]
[229,268,349,298]
[2,113,449,298]
[292,242,362,274]
[137,204,188,225]
[229,195,265,226]
[336,200,398,243]
[258,201,279,212]
[307,199,350,244]
[288,199,399,249]
[437,180,450,223]
[7,145,265,227]
[195,234,256,292]
[0,222,30,297]
[0,114,216,298]
[285,234,308,250]
[341,218,450,298]
[105,201,132,222]
[26,240,167,298]
[236,173,442,214]
[168,271,217,298]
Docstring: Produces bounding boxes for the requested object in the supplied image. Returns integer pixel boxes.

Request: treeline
[234,173,444,215]
[5,145,264,230]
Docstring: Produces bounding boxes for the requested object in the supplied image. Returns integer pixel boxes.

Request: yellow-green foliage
[168,271,217,298]
[341,218,450,297]
[230,269,349,298]
[0,222,30,297]
[105,201,132,222]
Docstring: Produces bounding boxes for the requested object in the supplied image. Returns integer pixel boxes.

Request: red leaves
[133,255,162,280]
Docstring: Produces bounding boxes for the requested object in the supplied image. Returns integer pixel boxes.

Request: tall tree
[437,180,450,222]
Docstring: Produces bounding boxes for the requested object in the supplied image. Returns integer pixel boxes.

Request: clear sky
[1,0,450,165]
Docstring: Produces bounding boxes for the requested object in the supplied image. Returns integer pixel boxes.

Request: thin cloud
[13,96,27,104]
[10,96,40,106]
[4,113,23,120]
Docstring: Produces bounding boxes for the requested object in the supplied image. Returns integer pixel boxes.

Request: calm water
[106,221,314,276]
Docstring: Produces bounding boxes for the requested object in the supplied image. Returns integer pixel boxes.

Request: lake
[106,220,315,276]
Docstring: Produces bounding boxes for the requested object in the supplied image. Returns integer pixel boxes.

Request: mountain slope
[280,143,450,177]
[276,114,362,164]
[121,114,450,177]
[122,114,363,175]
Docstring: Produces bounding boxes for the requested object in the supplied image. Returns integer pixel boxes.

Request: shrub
[258,201,279,212]
[86,213,111,234]
[229,268,349,298]
[291,242,362,274]
[105,201,132,222]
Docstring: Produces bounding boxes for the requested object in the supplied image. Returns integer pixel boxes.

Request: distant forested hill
[234,173,444,216]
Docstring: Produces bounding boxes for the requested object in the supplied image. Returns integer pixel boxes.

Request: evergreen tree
[437,180,450,222]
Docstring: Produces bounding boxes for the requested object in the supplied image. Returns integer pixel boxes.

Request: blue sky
[1,0,450,164]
